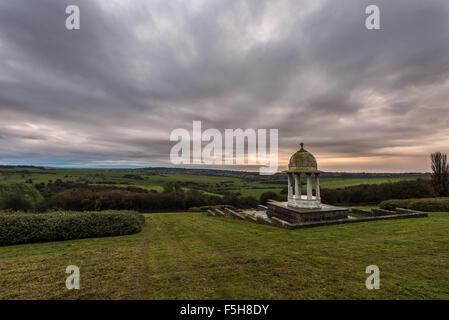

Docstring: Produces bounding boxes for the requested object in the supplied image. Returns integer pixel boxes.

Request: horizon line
[0,164,431,175]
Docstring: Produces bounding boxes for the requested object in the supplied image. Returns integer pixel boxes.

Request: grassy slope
[0,169,233,198]
[1,212,448,299]
[0,183,44,205]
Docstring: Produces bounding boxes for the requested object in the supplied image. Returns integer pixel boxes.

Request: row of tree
[431,152,449,197]
[1,179,259,212]
[320,179,435,205]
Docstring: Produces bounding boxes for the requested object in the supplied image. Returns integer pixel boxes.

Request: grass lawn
[1,211,449,299]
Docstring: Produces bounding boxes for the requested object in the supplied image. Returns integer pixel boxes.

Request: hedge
[0,211,145,246]
[321,179,435,205]
[379,197,449,212]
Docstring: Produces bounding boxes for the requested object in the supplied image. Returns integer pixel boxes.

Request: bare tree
[431,152,449,196]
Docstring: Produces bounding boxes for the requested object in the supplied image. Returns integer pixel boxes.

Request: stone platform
[287,196,321,209]
[266,200,348,224]
[206,204,428,230]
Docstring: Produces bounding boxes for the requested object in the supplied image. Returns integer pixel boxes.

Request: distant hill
[0,164,431,181]
[0,165,47,170]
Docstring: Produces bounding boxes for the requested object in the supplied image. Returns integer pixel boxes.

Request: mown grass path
[1,212,449,299]
[142,213,449,299]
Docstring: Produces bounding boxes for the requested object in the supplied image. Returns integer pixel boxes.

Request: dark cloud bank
[1,0,449,171]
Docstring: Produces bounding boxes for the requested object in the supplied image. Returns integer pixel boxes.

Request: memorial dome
[287,143,319,173]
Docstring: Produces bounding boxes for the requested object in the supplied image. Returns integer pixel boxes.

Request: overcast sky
[1,0,449,172]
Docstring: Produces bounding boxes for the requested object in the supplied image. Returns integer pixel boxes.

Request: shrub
[379,197,449,212]
[15,179,271,212]
[0,183,44,209]
[0,211,145,246]
[260,192,286,205]
[321,179,434,205]
[238,196,259,208]
[0,195,33,212]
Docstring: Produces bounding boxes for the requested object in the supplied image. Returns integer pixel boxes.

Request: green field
[0,167,427,202]
[1,211,448,299]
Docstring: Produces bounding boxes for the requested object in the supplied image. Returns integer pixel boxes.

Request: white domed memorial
[266,143,349,224]
[285,142,321,209]
[209,142,429,229]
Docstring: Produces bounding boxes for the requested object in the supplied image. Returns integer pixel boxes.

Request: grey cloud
[0,0,448,171]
